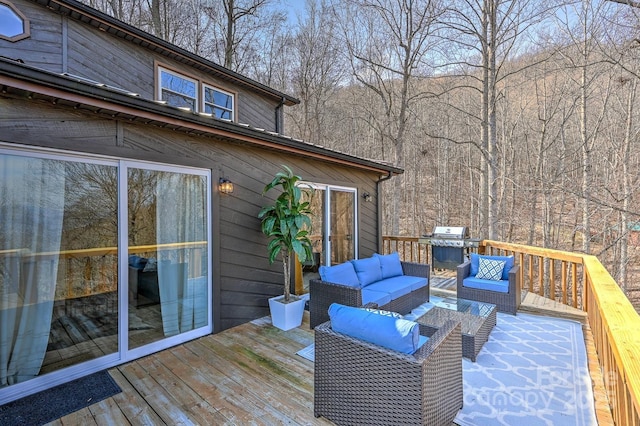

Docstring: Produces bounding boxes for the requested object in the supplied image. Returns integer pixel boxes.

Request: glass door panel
[127,168,209,349]
[0,154,118,389]
[298,184,357,293]
[330,189,355,265]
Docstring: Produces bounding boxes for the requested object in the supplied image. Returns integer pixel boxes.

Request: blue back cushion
[470,253,513,280]
[128,255,147,270]
[319,262,360,288]
[351,257,383,286]
[328,303,422,354]
[373,252,404,279]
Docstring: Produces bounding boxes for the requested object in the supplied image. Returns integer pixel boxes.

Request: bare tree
[332,0,444,235]
[286,0,347,143]
[203,0,283,72]
[439,0,557,239]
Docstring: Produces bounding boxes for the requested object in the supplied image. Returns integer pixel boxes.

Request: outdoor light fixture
[362,192,372,202]
[219,177,234,194]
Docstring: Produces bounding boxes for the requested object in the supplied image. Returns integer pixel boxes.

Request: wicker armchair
[314,318,463,426]
[457,260,521,314]
[309,261,430,329]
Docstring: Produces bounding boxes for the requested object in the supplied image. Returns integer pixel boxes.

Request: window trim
[203,83,235,121]
[155,62,236,121]
[0,0,30,42]
[157,66,198,112]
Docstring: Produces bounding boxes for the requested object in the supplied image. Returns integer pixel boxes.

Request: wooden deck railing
[383,235,640,425]
[1,242,207,301]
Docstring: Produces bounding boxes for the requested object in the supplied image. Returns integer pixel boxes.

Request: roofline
[31,0,300,106]
[0,59,403,176]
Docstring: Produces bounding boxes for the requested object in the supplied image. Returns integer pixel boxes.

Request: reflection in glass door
[127,167,209,350]
[0,152,119,403]
[0,149,212,405]
[300,184,357,292]
[330,189,355,265]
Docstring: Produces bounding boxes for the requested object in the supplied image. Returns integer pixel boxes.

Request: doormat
[0,370,121,425]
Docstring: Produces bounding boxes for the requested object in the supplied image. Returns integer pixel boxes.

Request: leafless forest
[80,0,640,306]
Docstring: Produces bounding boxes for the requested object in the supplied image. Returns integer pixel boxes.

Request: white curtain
[155,172,207,337]
[0,156,64,387]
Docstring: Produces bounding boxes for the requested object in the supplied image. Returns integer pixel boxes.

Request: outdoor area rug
[298,300,597,425]
[0,370,121,425]
[453,311,596,425]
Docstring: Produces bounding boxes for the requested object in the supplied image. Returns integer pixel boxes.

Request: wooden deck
[47,311,328,425]
[45,283,614,425]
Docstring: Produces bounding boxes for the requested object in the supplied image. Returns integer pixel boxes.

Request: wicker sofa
[314,311,463,425]
[457,253,521,314]
[309,253,430,329]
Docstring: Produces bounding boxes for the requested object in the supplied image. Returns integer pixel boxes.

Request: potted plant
[258,165,314,330]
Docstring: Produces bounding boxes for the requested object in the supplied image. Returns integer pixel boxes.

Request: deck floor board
[43,287,610,425]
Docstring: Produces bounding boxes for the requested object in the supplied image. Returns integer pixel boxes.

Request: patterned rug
[298,301,596,425]
[453,312,596,426]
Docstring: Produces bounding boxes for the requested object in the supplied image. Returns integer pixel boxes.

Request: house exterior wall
[1,0,281,132]
[0,97,380,331]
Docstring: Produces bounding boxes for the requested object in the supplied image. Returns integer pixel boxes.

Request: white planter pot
[268,295,306,331]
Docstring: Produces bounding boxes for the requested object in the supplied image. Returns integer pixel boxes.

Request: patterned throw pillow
[476,257,506,281]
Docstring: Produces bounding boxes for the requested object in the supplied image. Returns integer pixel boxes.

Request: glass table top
[433,297,496,318]
[416,297,496,335]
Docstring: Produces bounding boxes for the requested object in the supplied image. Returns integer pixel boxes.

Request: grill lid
[431,226,469,239]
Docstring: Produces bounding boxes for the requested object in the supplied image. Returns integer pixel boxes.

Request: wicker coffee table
[416,297,497,361]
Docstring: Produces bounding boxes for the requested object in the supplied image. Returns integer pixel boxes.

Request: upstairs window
[157,65,235,121]
[158,67,197,111]
[0,1,30,42]
[204,85,234,120]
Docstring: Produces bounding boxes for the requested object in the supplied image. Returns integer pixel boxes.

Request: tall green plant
[258,165,313,302]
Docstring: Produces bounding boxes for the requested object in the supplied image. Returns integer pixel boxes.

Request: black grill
[420,226,481,270]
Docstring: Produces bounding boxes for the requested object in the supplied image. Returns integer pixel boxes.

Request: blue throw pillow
[470,253,514,280]
[351,257,383,287]
[476,257,506,281]
[328,303,421,354]
[373,252,404,279]
[319,262,360,288]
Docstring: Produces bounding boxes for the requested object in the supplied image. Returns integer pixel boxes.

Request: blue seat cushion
[319,262,360,288]
[328,303,425,354]
[470,253,514,280]
[383,274,428,292]
[463,276,509,293]
[373,252,404,279]
[361,288,392,307]
[365,276,420,299]
[351,257,383,287]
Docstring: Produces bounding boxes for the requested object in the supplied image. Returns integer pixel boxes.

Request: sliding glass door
[329,188,356,265]
[0,148,211,404]
[126,166,210,352]
[300,183,357,292]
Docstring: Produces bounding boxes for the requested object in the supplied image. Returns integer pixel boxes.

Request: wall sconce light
[362,192,372,202]
[219,177,234,194]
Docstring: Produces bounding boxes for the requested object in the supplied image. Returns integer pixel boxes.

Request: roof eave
[0,59,403,176]
[31,0,300,106]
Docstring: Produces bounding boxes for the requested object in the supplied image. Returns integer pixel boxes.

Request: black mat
[0,370,121,425]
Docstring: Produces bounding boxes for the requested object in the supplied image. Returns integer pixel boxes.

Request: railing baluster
[571,263,584,308]
[561,260,567,305]
[549,258,555,301]
[538,258,544,297]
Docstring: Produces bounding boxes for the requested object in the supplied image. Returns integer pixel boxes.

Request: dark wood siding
[0,0,284,131]
[0,0,63,70]
[66,20,153,96]
[0,97,381,331]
